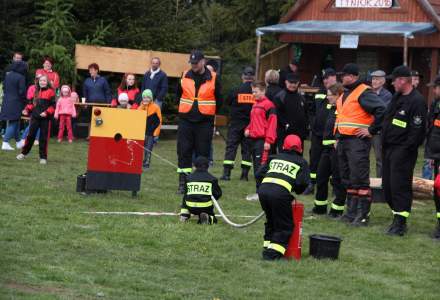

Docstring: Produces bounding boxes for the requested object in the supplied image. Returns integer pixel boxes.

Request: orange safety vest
[179,70,217,116]
[335,84,374,136]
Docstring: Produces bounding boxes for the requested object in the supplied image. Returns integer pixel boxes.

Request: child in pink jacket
[55,85,77,143]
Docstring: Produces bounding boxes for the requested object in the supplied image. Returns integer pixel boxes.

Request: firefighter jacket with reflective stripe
[225,81,254,123]
[256,151,310,194]
[382,89,427,150]
[335,84,373,136]
[426,98,440,160]
[322,105,337,148]
[312,87,331,136]
[179,70,217,116]
[183,170,222,208]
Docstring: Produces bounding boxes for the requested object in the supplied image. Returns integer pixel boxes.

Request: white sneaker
[40,159,47,165]
[2,142,14,151]
[16,140,25,149]
[34,141,39,146]
[16,153,26,160]
[246,193,259,201]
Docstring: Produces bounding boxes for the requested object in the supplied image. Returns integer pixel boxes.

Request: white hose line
[84,211,259,218]
[211,196,265,228]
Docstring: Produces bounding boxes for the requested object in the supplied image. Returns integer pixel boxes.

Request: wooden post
[429,48,439,106]
[403,35,408,66]
[256,35,262,80]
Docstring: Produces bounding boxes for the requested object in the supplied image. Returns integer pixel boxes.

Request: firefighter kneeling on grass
[256,135,310,261]
[180,156,222,224]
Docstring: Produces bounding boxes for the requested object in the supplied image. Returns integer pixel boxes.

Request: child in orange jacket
[138,89,162,169]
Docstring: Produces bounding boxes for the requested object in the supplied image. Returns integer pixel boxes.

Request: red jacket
[246,96,277,144]
[35,69,60,89]
[111,87,140,109]
[25,88,56,118]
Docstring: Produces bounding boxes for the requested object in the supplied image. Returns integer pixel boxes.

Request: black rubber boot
[303,183,315,195]
[340,196,358,224]
[386,215,407,236]
[351,199,371,227]
[328,209,343,219]
[311,205,327,215]
[177,173,186,194]
[240,168,250,181]
[262,248,284,261]
[220,167,232,181]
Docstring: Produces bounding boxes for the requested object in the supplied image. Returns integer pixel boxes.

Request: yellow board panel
[90,107,147,140]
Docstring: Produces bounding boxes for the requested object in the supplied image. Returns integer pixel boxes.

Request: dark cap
[427,75,440,87]
[242,66,255,76]
[290,58,300,66]
[189,50,205,64]
[338,63,359,76]
[411,70,423,78]
[387,65,411,80]
[322,68,336,79]
[286,72,300,83]
[194,156,209,170]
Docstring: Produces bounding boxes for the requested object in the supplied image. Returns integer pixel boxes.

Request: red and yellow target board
[86,107,146,193]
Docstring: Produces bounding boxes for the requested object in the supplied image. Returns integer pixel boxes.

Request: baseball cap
[338,63,359,76]
[387,65,411,80]
[286,72,300,83]
[322,68,336,79]
[242,66,255,76]
[189,50,205,64]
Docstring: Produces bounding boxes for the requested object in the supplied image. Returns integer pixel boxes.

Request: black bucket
[76,174,87,193]
[309,234,342,260]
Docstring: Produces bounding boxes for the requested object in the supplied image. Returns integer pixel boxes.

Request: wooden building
[257,0,440,100]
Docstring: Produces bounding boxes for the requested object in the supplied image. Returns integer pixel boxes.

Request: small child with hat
[138,89,162,169]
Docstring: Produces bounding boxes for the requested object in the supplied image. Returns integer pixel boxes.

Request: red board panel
[87,136,144,174]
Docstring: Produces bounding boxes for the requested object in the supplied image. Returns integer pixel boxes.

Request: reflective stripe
[322,139,336,146]
[315,94,326,100]
[187,182,212,196]
[310,173,317,179]
[314,199,328,206]
[263,240,270,248]
[267,159,300,179]
[437,212,440,219]
[223,160,234,165]
[326,104,332,109]
[268,243,286,255]
[180,208,190,215]
[392,118,407,128]
[241,160,253,167]
[177,168,192,174]
[393,211,410,218]
[331,203,345,211]
[337,122,370,128]
[262,177,292,192]
[186,200,213,208]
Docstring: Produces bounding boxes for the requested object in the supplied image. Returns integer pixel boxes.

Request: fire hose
[131,140,265,228]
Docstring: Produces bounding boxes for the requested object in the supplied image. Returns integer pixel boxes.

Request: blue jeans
[3,120,20,142]
[22,124,40,140]
[422,159,433,180]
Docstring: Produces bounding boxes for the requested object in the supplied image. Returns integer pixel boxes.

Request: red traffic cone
[285,200,304,260]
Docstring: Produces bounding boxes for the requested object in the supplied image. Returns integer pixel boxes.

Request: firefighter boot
[433,219,440,240]
[177,173,186,195]
[340,196,358,224]
[311,204,327,215]
[386,215,407,236]
[240,167,250,181]
[328,207,344,219]
[220,166,232,181]
[351,198,371,227]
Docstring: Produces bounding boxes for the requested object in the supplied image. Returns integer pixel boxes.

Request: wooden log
[370,177,433,199]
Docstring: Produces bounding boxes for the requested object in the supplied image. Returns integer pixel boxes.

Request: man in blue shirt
[141,57,168,109]
[82,63,112,104]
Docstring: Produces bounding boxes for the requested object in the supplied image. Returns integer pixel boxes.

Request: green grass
[0,137,439,299]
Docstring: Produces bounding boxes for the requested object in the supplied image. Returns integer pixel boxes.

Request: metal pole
[403,35,408,66]
[256,35,262,79]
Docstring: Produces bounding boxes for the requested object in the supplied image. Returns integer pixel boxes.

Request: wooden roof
[280,0,440,30]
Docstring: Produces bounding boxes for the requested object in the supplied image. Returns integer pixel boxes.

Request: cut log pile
[370,177,433,200]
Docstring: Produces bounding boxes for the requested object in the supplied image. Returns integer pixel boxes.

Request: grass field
[0,136,439,299]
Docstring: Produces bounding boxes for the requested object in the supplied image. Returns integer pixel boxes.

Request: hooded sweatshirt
[246,96,277,144]
[55,85,77,118]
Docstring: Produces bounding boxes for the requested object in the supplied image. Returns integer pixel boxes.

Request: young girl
[313,83,347,217]
[138,89,162,169]
[16,75,56,164]
[245,81,277,198]
[55,85,76,143]
[112,73,140,109]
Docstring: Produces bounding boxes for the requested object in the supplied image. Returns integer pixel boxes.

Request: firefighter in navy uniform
[426,75,440,239]
[382,66,427,236]
[176,50,222,193]
[313,83,347,217]
[306,68,338,195]
[335,63,386,227]
[220,67,255,181]
[256,134,310,260]
[180,156,222,224]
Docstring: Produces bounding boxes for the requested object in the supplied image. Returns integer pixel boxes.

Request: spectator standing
[82,63,112,104]
[141,57,168,109]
